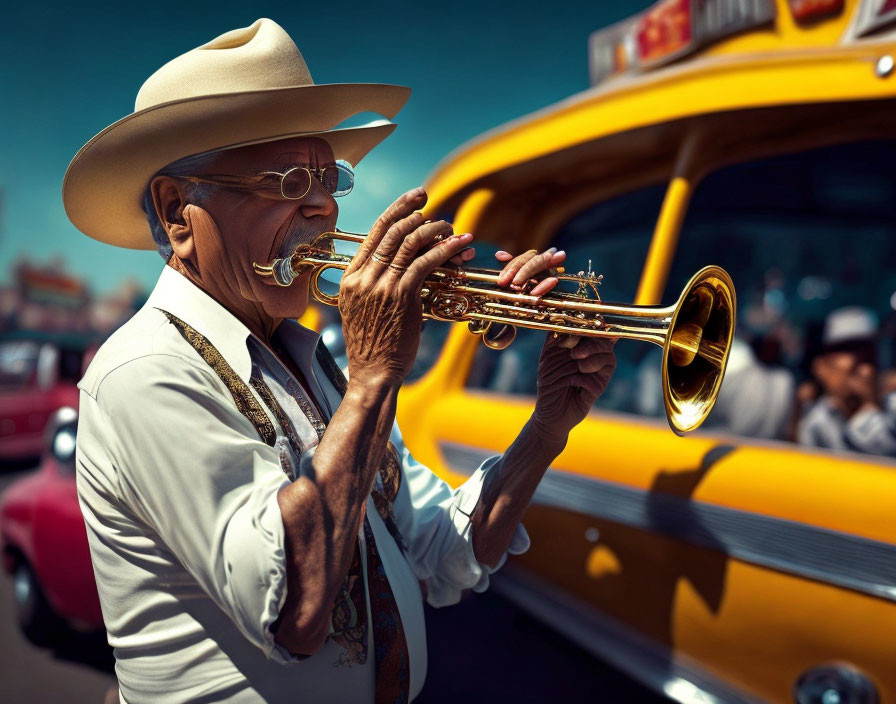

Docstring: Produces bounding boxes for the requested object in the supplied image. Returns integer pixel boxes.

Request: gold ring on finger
[388,262,408,273]
[371,252,392,264]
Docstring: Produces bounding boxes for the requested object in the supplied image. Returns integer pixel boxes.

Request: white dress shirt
[76,265,529,703]
[798,393,896,456]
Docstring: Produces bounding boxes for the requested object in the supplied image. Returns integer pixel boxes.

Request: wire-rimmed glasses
[173,159,354,200]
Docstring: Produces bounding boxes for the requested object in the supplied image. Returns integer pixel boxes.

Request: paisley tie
[305,344,411,703]
[160,311,410,703]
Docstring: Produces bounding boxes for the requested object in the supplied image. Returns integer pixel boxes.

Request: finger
[364,211,425,273]
[569,337,617,359]
[529,277,558,297]
[448,247,476,266]
[512,248,566,287]
[495,251,513,262]
[496,250,538,286]
[591,361,617,390]
[389,220,454,270]
[553,334,581,349]
[565,373,605,397]
[349,188,427,272]
[567,360,616,393]
[405,233,474,286]
[543,333,581,350]
[575,351,616,375]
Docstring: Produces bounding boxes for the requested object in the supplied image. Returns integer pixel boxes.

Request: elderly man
[64,19,616,704]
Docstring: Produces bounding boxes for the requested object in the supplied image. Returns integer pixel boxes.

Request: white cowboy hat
[63,18,410,250]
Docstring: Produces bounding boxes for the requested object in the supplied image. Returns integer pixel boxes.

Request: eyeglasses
[173,159,354,200]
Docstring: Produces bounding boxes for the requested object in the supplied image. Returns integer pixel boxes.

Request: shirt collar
[273,318,324,383]
[147,266,256,382]
[146,266,324,385]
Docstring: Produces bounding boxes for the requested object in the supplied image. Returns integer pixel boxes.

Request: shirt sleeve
[82,353,300,664]
[387,423,530,608]
[798,401,847,451]
[844,393,896,456]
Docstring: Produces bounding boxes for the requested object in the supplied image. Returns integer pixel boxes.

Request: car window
[36,344,60,390]
[0,340,40,391]
[465,184,666,413]
[665,140,896,454]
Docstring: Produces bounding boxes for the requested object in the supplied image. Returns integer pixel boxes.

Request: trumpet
[253,231,736,435]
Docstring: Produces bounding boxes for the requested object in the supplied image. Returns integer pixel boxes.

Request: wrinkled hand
[339,188,472,386]
[531,335,616,441]
[494,248,617,441]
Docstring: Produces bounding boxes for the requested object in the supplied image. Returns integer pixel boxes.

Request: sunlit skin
[152,136,616,656]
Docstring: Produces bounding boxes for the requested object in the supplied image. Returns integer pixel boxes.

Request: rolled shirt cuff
[255,476,309,666]
[425,457,530,607]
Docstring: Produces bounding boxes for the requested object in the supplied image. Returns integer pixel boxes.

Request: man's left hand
[531,334,616,443]
[468,247,617,568]
[493,249,617,444]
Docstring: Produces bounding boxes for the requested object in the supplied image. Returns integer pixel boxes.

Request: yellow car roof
[426,0,896,217]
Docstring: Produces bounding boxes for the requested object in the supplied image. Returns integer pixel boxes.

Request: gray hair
[141,150,221,261]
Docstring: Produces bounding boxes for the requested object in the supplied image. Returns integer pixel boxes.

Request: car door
[397,140,896,704]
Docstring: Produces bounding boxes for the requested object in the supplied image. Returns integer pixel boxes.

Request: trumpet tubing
[253,231,736,435]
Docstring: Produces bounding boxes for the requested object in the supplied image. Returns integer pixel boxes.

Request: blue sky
[0,1,651,294]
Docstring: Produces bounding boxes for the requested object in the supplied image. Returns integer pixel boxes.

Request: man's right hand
[337,187,473,386]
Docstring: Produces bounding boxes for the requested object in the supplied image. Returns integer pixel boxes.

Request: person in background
[704,337,795,440]
[797,307,896,455]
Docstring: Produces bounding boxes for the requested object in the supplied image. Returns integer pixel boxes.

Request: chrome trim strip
[439,441,896,602]
[492,565,768,704]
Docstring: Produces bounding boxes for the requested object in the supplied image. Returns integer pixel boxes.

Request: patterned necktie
[264,339,411,703]
[161,312,410,703]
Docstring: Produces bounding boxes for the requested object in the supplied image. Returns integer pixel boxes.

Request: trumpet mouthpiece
[252,257,296,287]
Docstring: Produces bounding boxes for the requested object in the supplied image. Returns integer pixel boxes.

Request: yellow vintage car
[395,1,896,702]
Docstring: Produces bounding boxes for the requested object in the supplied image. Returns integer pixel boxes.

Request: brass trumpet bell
[253,231,736,435]
[662,266,735,435]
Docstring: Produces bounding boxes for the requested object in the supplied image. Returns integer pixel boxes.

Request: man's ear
[151,176,195,263]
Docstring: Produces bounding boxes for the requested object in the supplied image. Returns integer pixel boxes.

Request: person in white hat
[797,306,896,455]
[66,19,616,704]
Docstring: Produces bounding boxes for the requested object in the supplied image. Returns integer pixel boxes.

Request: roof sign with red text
[786,0,844,23]
[15,263,88,309]
[590,0,776,85]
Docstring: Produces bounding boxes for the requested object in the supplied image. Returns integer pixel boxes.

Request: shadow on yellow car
[397,1,896,702]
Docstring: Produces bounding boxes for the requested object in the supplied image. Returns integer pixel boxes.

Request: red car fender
[0,470,42,568]
[30,457,103,628]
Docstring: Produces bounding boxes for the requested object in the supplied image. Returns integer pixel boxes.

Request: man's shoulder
[804,397,841,424]
[79,305,210,400]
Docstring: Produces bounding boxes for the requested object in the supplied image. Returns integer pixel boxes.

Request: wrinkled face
[199,136,339,263]
[165,136,341,322]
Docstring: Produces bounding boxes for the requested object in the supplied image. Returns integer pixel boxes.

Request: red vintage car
[0,407,104,644]
[0,332,96,464]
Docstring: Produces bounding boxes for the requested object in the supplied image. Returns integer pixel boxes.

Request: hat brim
[63,83,410,250]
